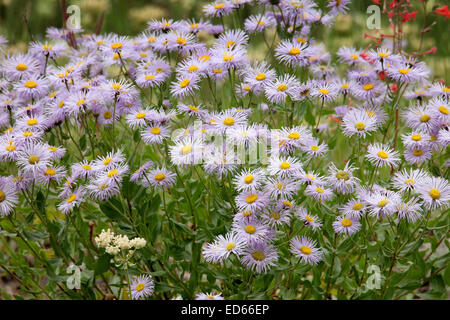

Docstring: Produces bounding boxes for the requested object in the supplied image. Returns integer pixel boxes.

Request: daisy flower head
[17,142,52,175]
[203,232,246,263]
[327,162,360,195]
[290,236,323,265]
[195,292,225,300]
[130,275,154,300]
[333,216,361,235]
[300,139,328,158]
[275,40,312,67]
[339,199,366,219]
[235,190,270,213]
[177,103,208,118]
[3,53,40,81]
[36,165,66,187]
[146,167,176,190]
[296,207,322,231]
[241,241,278,273]
[57,187,85,214]
[212,45,248,71]
[141,124,170,145]
[203,1,236,17]
[401,130,431,149]
[0,177,19,216]
[416,176,450,210]
[337,46,362,65]
[213,109,248,132]
[264,74,300,104]
[16,77,49,100]
[429,82,450,99]
[93,150,127,172]
[260,206,292,228]
[264,176,299,200]
[170,73,200,99]
[267,155,302,178]
[244,13,276,33]
[305,183,333,202]
[402,102,435,133]
[297,170,326,186]
[243,61,276,93]
[232,215,271,244]
[428,97,450,124]
[215,29,249,49]
[232,169,265,192]
[169,137,204,167]
[365,143,400,168]
[365,190,401,219]
[342,108,377,138]
[396,198,422,223]
[86,180,120,202]
[403,145,432,165]
[352,80,384,101]
[386,62,424,84]
[310,81,339,102]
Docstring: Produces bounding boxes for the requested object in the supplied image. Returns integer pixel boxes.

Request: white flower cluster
[95,229,146,255]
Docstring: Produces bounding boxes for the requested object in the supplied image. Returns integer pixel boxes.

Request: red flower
[390,83,398,93]
[435,5,450,20]
[401,10,418,23]
[378,72,386,81]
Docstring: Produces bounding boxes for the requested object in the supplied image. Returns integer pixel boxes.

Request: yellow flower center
[44,168,56,176]
[355,122,366,131]
[23,131,33,137]
[289,48,301,55]
[226,40,235,48]
[16,63,28,71]
[318,89,329,95]
[252,251,265,261]
[145,75,155,80]
[405,178,415,184]
[135,283,145,292]
[0,190,5,202]
[310,146,319,151]
[413,149,423,156]
[352,203,363,210]
[277,84,288,91]
[255,73,266,81]
[214,3,225,9]
[244,175,254,184]
[288,132,300,140]
[377,151,388,159]
[223,117,235,126]
[429,188,440,200]
[151,127,161,135]
[398,68,410,74]
[154,173,165,181]
[223,54,234,62]
[336,171,349,181]
[107,169,118,177]
[188,65,199,72]
[246,194,258,204]
[226,243,235,251]
[181,145,193,155]
[28,155,39,164]
[341,218,352,227]
[419,114,430,122]
[363,83,374,91]
[438,106,449,115]
[411,134,422,141]
[82,165,92,170]
[24,81,37,88]
[111,42,122,50]
[350,54,358,60]
[27,119,38,126]
[270,212,280,220]
[67,194,76,203]
[6,145,16,151]
[176,37,187,45]
[305,215,314,222]
[245,225,256,234]
[103,111,112,119]
[112,83,122,90]
[104,157,112,165]
[179,79,190,88]
[280,161,291,169]
[300,246,312,255]
[275,183,284,190]
[378,200,388,207]
[315,187,325,193]
[136,112,146,119]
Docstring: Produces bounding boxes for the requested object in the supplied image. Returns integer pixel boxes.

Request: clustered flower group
[0,0,448,300]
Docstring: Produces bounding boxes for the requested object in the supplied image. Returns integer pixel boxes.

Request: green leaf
[94,254,111,276]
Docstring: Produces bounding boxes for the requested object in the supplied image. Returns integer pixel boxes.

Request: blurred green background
[0,0,448,81]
